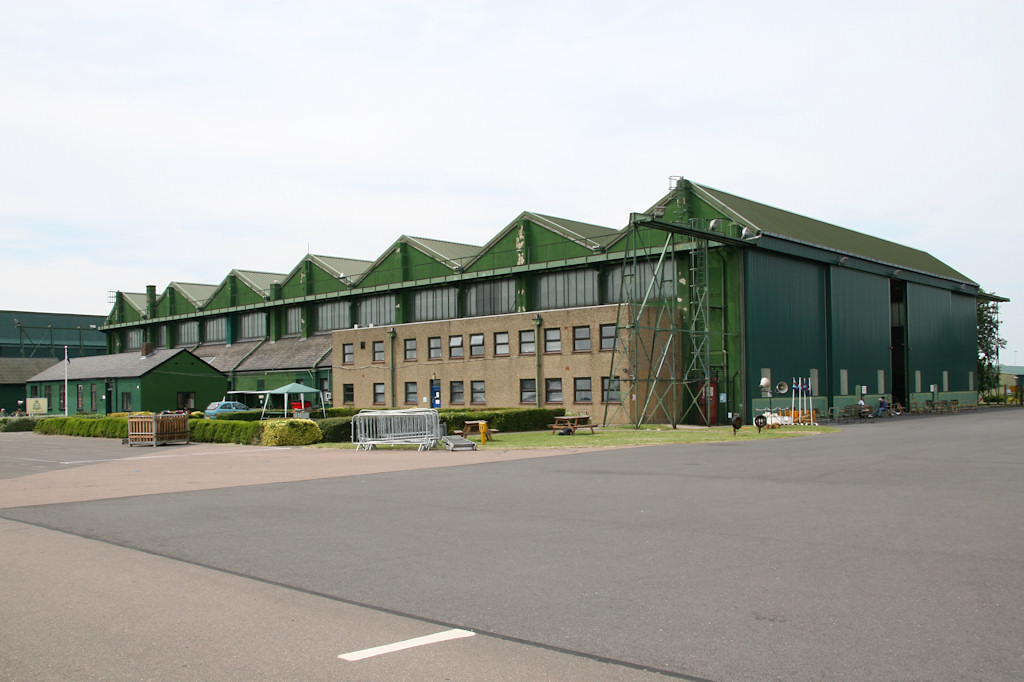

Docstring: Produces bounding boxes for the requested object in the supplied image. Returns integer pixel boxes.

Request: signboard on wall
[27,397,48,414]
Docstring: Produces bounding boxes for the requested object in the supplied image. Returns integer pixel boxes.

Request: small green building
[26,348,227,415]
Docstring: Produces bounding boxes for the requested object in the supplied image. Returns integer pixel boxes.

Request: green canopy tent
[258,382,327,420]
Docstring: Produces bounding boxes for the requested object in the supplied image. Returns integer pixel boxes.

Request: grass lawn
[313,423,838,450]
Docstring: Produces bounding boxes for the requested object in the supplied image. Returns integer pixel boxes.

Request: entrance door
[890,280,908,406]
[430,379,441,408]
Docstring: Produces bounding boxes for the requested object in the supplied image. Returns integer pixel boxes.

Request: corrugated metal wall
[828,267,891,399]
[907,284,976,393]
[744,251,828,407]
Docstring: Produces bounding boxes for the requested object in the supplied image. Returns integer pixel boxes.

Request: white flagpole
[64,345,69,417]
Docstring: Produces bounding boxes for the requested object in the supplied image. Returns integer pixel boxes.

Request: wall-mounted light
[838,256,850,266]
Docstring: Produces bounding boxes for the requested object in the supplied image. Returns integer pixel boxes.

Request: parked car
[203,401,252,419]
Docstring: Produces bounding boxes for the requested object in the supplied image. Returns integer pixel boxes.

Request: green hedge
[2,417,42,433]
[260,419,322,446]
[209,410,266,422]
[437,407,565,432]
[33,416,129,438]
[188,419,263,444]
[315,416,354,442]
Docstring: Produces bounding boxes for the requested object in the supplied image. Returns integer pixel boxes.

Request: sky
[2,1,1022,365]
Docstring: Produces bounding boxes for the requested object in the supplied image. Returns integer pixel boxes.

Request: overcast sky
[2,1,1021,364]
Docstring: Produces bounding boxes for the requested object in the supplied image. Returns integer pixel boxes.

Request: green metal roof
[231,269,288,295]
[122,292,148,315]
[168,282,218,308]
[308,255,373,280]
[529,212,618,248]
[403,236,481,269]
[690,183,974,283]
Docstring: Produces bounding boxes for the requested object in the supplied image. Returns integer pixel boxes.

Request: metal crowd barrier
[351,408,445,451]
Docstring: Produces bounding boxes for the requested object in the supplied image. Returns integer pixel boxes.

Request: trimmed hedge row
[34,416,129,438]
[188,419,263,444]
[437,407,566,432]
[310,408,567,444]
[1,417,41,433]
[261,419,322,446]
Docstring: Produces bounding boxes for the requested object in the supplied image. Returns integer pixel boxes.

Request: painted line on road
[339,628,475,661]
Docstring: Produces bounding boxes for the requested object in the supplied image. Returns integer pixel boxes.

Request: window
[77,384,84,411]
[533,268,599,310]
[257,379,266,390]
[602,377,621,403]
[157,324,167,347]
[520,378,536,403]
[600,324,617,351]
[342,384,354,403]
[519,329,535,355]
[449,335,464,358]
[469,333,485,357]
[342,343,354,364]
[31,385,39,398]
[573,326,591,352]
[372,340,385,362]
[121,392,132,412]
[125,328,143,350]
[404,381,418,404]
[544,328,561,353]
[176,320,199,346]
[545,378,562,403]
[471,380,486,404]
[286,306,303,336]
[604,259,677,303]
[44,385,52,407]
[205,316,227,343]
[317,300,350,332]
[177,392,195,411]
[238,311,267,340]
[413,286,458,322]
[574,377,592,403]
[494,332,509,356]
[59,385,66,411]
[465,278,515,316]
[373,383,385,404]
[90,384,97,411]
[450,381,464,404]
[358,293,396,327]
[428,336,442,359]
[404,338,417,361]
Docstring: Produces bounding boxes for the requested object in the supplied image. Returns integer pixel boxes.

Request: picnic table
[549,415,596,434]
[454,420,498,443]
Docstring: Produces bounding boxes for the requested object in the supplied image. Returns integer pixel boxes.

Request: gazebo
[259,382,327,419]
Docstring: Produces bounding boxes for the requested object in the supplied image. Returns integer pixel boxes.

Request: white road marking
[339,628,475,662]
[60,448,272,465]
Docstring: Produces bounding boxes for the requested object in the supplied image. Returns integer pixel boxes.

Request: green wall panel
[828,267,891,396]
[744,251,828,412]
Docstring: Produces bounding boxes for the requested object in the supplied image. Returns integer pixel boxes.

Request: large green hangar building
[99,177,983,424]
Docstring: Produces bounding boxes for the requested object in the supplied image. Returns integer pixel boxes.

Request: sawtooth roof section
[189,340,265,373]
[29,348,194,382]
[690,183,974,283]
[403,236,481,270]
[531,213,620,247]
[0,358,60,384]
[465,211,617,271]
[122,292,148,316]
[235,334,333,372]
[232,269,288,297]
[169,282,218,308]
[308,255,374,281]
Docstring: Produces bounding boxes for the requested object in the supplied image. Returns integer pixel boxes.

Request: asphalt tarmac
[1,409,1022,680]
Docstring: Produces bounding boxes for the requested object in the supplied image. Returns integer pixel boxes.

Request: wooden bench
[549,416,596,434]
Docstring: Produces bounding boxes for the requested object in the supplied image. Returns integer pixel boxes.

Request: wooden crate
[128,413,190,447]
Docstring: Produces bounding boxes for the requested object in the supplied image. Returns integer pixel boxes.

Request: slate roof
[189,340,265,373]
[689,183,973,283]
[28,348,193,382]
[0,358,60,384]
[235,335,333,372]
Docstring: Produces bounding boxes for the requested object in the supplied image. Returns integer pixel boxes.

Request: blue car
[204,401,252,419]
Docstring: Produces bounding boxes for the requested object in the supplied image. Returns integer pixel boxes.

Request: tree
[977,289,1006,395]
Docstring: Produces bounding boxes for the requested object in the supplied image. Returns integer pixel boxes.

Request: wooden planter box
[128,413,190,447]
